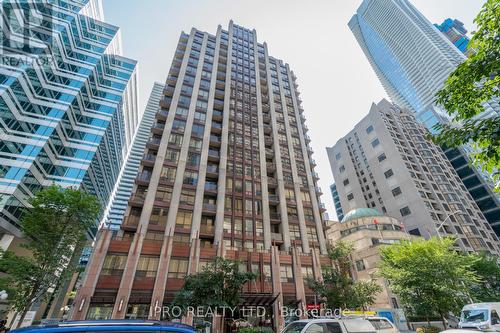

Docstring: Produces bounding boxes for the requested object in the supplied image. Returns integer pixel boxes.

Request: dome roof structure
[341,207,382,222]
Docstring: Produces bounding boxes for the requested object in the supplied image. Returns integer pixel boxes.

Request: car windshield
[462,309,489,323]
[282,322,308,333]
[343,319,377,333]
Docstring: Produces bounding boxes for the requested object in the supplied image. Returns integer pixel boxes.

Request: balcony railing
[137,172,152,182]
[205,183,218,191]
[203,203,217,211]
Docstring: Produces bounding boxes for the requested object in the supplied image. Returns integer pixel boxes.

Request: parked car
[459,303,500,331]
[10,320,196,333]
[282,318,377,333]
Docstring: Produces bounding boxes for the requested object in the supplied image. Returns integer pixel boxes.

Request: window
[366,125,374,134]
[384,169,394,178]
[168,259,188,279]
[179,190,195,205]
[368,319,394,330]
[339,165,345,173]
[371,138,380,147]
[102,254,127,275]
[400,206,411,217]
[136,256,159,277]
[325,323,342,333]
[280,264,294,283]
[392,187,402,197]
[347,193,354,201]
[301,266,314,279]
[355,260,366,271]
[378,153,386,162]
[335,153,341,160]
[305,324,325,333]
[343,179,349,186]
[176,211,192,228]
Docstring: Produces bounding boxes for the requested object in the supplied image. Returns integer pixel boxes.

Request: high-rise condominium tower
[0,0,139,251]
[72,22,329,331]
[327,100,500,254]
[102,83,164,229]
[349,0,500,234]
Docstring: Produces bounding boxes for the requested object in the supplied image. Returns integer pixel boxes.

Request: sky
[102,0,484,220]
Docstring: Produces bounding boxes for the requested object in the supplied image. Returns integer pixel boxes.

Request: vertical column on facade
[286,65,327,254]
[263,47,291,251]
[252,31,272,249]
[190,27,222,240]
[291,246,307,319]
[311,248,323,282]
[271,245,284,332]
[276,60,310,254]
[112,29,197,319]
[71,229,113,320]
[213,21,234,246]
[150,33,210,317]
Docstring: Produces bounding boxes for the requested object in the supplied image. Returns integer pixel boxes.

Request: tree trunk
[426,316,430,327]
[441,314,447,330]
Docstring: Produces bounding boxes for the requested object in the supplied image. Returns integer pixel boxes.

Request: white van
[459,303,500,331]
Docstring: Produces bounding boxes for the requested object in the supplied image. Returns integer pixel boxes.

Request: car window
[343,319,376,333]
[368,319,394,330]
[326,322,343,333]
[283,322,308,333]
[306,323,326,333]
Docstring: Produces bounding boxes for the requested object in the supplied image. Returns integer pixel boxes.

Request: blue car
[10,320,196,333]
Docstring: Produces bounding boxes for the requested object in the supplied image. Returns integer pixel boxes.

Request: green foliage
[0,185,100,320]
[469,251,500,301]
[433,0,500,191]
[379,237,479,322]
[307,240,382,310]
[172,257,256,314]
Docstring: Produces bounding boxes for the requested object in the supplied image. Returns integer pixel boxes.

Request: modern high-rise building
[434,18,471,55]
[348,0,500,234]
[101,83,164,230]
[0,0,139,252]
[72,22,330,331]
[326,100,500,254]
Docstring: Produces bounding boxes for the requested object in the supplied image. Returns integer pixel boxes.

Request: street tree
[172,257,256,317]
[0,185,100,327]
[308,241,382,310]
[433,0,500,192]
[379,237,478,327]
[469,251,500,302]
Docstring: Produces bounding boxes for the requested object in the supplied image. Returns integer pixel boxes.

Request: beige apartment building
[326,100,500,254]
[325,208,411,329]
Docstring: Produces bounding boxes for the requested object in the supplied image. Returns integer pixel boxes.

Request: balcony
[216,79,225,89]
[213,99,224,111]
[147,137,161,149]
[156,109,168,120]
[310,158,316,166]
[271,233,283,242]
[264,125,272,135]
[160,97,172,109]
[268,194,279,203]
[206,165,218,177]
[142,154,156,166]
[164,86,175,97]
[319,202,326,211]
[208,149,220,161]
[315,187,323,195]
[123,215,140,228]
[267,178,277,187]
[136,172,151,183]
[212,110,223,121]
[270,213,281,221]
[211,122,222,134]
[264,137,273,147]
[199,224,215,235]
[266,163,276,172]
[312,171,319,179]
[152,123,165,134]
[202,203,217,214]
[304,134,311,142]
[265,148,273,158]
[167,75,178,85]
[205,183,218,192]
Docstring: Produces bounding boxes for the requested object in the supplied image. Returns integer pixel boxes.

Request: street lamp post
[435,211,463,239]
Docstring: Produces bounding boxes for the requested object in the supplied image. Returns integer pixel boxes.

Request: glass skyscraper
[434,18,471,55]
[101,82,164,229]
[349,0,500,234]
[0,0,139,250]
